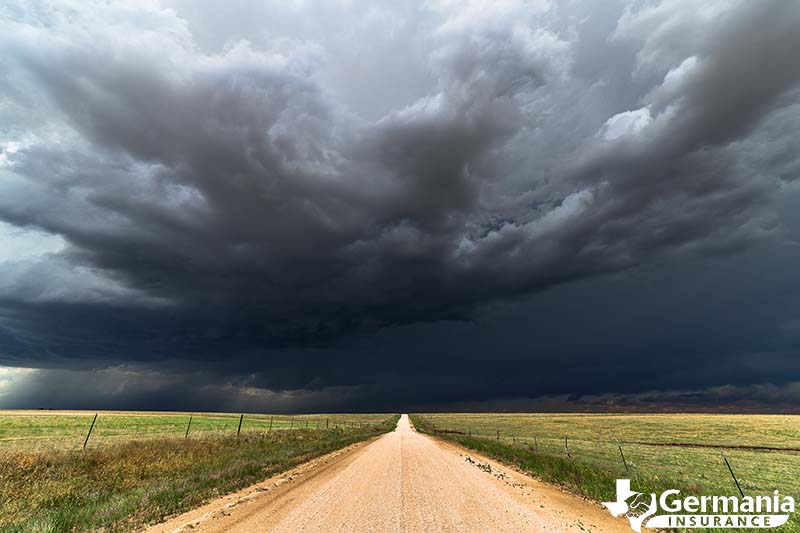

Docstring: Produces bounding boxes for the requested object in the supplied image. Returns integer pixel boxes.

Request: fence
[0,412,393,452]
[417,415,800,499]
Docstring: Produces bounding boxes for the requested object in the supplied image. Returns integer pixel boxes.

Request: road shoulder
[421,431,642,533]
[146,436,381,533]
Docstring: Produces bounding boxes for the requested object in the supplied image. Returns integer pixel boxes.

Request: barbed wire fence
[418,416,800,498]
[0,413,396,452]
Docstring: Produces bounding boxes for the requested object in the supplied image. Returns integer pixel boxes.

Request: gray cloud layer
[1,0,799,409]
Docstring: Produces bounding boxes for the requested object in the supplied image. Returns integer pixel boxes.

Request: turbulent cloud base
[0,0,799,410]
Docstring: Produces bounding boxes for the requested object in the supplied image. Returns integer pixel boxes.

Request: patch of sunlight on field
[0,410,392,452]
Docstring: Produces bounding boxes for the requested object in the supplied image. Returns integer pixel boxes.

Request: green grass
[0,413,399,532]
[0,410,391,451]
[411,413,800,533]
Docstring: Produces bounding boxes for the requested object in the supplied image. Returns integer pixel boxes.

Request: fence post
[268,416,273,432]
[326,418,329,428]
[305,419,308,428]
[618,442,629,472]
[83,413,98,449]
[534,436,538,452]
[564,435,571,459]
[512,436,516,445]
[496,429,500,440]
[185,415,193,439]
[290,417,294,430]
[722,452,744,498]
[237,414,244,435]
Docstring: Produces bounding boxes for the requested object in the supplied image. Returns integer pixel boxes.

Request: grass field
[6,411,799,532]
[0,411,398,532]
[411,413,800,532]
[0,410,391,452]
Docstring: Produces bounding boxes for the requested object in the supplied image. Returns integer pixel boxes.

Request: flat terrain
[152,415,631,533]
[413,413,800,499]
[7,410,799,532]
[0,410,388,451]
[0,413,397,531]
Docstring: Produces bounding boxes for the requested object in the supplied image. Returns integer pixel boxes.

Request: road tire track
[150,415,636,532]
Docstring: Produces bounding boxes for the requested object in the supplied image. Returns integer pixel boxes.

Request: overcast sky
[1,0,799,412]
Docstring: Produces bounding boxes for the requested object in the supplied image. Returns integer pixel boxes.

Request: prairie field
[5,411,800,532]
[0,410,390,452]
[0,411,398,532]
[411,413,800,532]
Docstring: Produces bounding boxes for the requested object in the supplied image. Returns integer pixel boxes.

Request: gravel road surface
[150,414,635,532]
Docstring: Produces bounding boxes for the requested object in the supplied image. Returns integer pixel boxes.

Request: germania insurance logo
[602,479,794,531]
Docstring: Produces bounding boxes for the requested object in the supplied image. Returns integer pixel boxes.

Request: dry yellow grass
[413,413,800,533]
[0,412,398,532]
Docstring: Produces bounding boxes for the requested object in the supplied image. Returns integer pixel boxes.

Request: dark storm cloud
[1,0,800,409]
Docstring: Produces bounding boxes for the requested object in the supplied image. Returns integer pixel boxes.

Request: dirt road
[151,414,633,532]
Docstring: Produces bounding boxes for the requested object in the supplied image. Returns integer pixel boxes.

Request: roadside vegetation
[0,413,398,532]
[410,413,800,533]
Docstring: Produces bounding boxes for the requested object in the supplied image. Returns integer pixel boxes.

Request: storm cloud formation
[1,0,799,411]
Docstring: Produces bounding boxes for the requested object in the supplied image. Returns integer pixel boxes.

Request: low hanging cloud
[1,0,799,407]
[6,364,800,414]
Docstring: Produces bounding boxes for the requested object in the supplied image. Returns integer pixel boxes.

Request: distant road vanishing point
[151,414,634,532]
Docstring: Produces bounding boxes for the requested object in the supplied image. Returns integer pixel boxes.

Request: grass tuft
[410,414,799,533]
[1,416,399,532]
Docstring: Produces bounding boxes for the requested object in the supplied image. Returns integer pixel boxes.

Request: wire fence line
[418,416,800,498]
[0,413,395,452]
